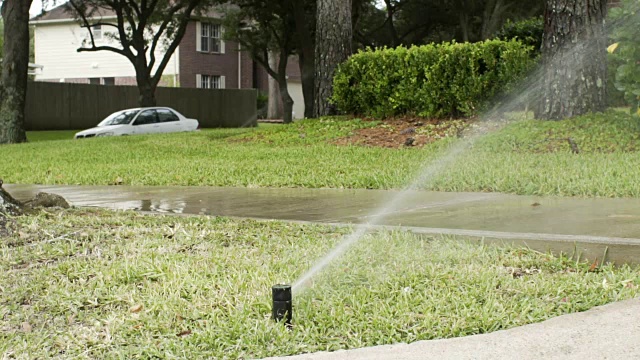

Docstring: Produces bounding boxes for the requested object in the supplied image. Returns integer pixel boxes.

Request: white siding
[34,22,179,81]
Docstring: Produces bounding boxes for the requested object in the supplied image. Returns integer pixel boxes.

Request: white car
[74,107,199,139]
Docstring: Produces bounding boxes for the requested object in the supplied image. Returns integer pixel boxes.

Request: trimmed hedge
[332,40,535,118]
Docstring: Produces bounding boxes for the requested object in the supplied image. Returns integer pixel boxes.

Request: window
[157,109,179,123]
[89,78,101,85]
[197,75,225,89]
[98,110,139,126]
[198,22,223,53]
[91,24,102,40]
[133,110,158,125]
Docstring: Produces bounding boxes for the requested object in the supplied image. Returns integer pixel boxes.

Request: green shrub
[607,53,629,107]
[609,0,640,112]
[495,17,543,57]
[332,40,534,118]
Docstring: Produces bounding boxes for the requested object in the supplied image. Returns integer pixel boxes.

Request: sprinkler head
[272,284,292,326]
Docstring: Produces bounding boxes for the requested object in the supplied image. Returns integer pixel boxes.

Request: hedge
[332,40,535,118]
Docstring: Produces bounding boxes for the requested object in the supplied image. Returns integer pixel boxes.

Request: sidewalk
[7,184,640,264]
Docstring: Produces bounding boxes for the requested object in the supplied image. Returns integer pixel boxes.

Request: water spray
[272,284,292,327]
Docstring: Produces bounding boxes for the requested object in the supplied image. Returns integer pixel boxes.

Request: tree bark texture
[136,70,158,107]
[278,78,294,124]
[276,48,294,124]
[314,0,352,117]
[0,0,33,144]
[536,0,608,120]
[267,52,284,119]
[292,0,316,118]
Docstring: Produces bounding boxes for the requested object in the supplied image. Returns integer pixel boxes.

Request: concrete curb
[263,298,640,360]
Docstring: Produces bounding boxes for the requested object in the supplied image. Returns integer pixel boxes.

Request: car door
[156,109,183,133]
[131,110,161,134]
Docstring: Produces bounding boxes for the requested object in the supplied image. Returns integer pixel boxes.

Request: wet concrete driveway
[7,184,640,263]
[7,184,640,240]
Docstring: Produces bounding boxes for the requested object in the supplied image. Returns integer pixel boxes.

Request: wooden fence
[25,82,257,130]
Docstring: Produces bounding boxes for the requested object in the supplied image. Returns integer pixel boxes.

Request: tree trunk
[267,51,283,119]
[481,0,509,40]
[384,0,400,47]
[0,0,33,144]
[535,0,608,120]
[137,70,157,107]
[292,0,316,119]
[278,78,294,124]
[459,11,470,42]
[299,54,315,119]
[314,0,352,118]
[276,48,294,124]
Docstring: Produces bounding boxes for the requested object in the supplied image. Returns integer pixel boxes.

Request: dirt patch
[334,116,472,149]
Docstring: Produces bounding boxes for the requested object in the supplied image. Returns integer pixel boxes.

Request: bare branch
[253,48,279,80]
[148,3,187,68]
[151,0,200,88]
[78,22,120,29]
[112,1,134,57]
[126,0,141,18]
[78,45,127,56]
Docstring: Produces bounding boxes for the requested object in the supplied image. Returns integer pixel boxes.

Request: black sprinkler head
[272,284,292,326]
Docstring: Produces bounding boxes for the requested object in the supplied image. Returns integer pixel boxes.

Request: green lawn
[2,209,638,358]
[4,110,640,197]
[26,130,79,142]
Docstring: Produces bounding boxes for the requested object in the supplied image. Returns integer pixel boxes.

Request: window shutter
[220,26,225,54]
[196,74,202,88]
[196,22,202,52]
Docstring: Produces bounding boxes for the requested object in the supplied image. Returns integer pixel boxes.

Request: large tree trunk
[267,51,283,119]
[299,54,315,119]
[292,0,316,119]
[314,0,352,117]
[535,0,608,120]
[137,70,158,107]
[0,0,33,144]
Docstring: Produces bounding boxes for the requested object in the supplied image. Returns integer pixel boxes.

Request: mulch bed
[334,116,472,148]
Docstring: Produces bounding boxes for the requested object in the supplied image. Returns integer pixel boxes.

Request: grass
[3,110,640,197]
[26,130,79,142]
[1,209,639,358]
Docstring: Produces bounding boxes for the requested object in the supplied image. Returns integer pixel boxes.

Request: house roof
[30,3,114,23]
[30,2,226,24]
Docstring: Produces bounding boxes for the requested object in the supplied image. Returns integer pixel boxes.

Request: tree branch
[151,0,200,89]
[79,21,120,29]
[253,48,279,80]
[112,0,134,57]
[78,45,127,56]
[127,0,141,18]
[149,2,186,69]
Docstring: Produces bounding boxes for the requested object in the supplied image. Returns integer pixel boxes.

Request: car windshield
[97,110,139,126]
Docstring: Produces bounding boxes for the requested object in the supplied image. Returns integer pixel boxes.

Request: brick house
[30,3,306,118]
